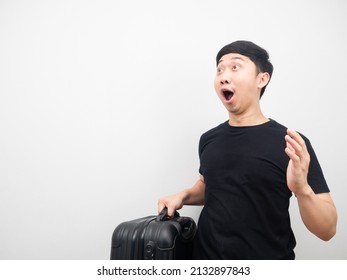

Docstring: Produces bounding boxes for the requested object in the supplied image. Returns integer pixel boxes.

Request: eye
[216,67,223,73]
[231,65,240,71]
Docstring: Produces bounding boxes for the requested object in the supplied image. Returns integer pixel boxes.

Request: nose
[220,77,230,85]
[219,71,231,85]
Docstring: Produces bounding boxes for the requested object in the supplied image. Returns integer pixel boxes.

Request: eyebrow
[217,56,245,65]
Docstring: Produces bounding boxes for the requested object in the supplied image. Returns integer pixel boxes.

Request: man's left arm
[285,128,337,241]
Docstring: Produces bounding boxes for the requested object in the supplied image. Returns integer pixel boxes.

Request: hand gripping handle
[156,207,180,222]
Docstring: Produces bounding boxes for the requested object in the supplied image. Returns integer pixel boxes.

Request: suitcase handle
[156,207,180,222]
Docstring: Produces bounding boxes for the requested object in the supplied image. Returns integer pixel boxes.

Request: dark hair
[216,40,273,98]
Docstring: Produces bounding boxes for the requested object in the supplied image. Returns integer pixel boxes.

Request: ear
[257,72,270,90]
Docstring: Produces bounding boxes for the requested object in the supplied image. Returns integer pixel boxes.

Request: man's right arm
[158,175,205,216]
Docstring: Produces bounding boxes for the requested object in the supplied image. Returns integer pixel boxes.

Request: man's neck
[228,112,269,127]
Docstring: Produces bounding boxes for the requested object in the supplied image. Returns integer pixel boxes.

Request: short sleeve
[304,136,330,194]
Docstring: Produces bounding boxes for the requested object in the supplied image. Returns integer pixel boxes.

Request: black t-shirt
[193,119,329,260]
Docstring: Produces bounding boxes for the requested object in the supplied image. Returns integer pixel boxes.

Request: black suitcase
[110,208,197,260]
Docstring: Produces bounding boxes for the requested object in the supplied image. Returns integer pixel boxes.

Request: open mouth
[222,90,234,101]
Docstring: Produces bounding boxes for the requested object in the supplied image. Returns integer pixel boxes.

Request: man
[158,40,337,259]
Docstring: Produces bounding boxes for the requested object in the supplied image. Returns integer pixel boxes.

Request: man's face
[214,53,264,116]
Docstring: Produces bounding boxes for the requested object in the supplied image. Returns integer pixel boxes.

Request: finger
[285,139,295,153]
[286,129,307,151]
[167,207,175,217]
[285,135,303,157]
[285,129,310,167]
[285,144,300,163]
[157,200,166,213]
[285,132,307,157]
[285,137,298,156]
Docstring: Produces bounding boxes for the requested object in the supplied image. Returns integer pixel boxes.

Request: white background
[0,0,346,259]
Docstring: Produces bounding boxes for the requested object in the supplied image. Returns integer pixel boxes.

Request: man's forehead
[217,53,249,65]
